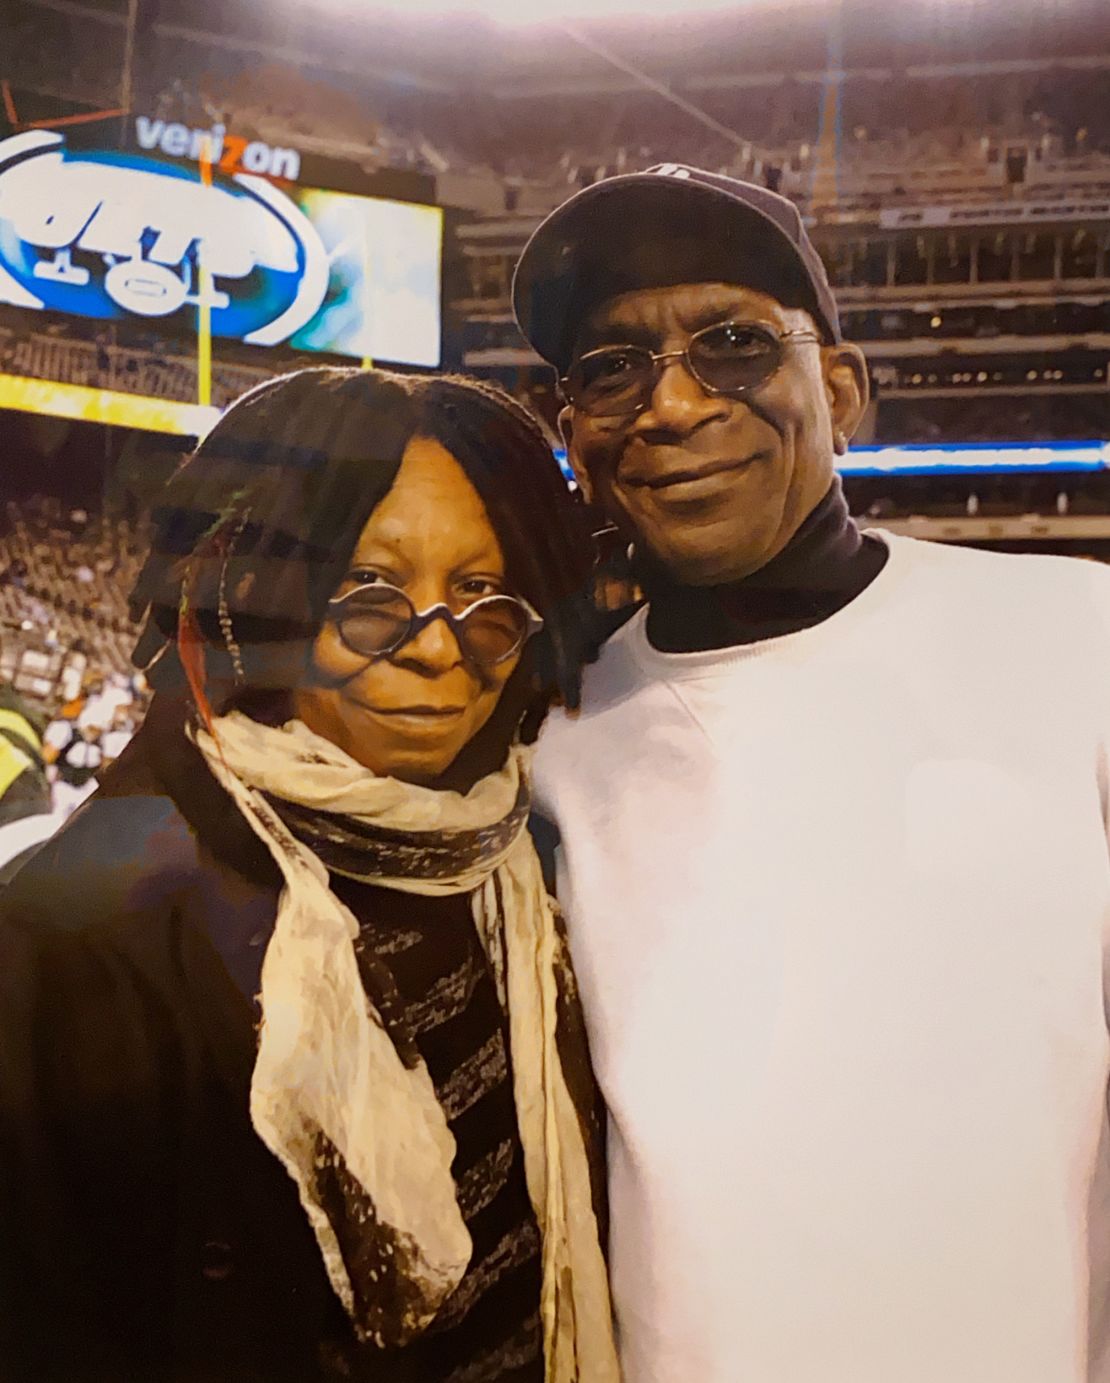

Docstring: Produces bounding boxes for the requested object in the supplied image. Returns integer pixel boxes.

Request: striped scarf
[193,711,619,1382]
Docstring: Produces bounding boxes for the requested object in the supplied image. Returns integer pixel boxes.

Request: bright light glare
[363,0,777,22]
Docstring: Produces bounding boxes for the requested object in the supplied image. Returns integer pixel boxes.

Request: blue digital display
[553,441,1110,483]
[837,441,1110,476]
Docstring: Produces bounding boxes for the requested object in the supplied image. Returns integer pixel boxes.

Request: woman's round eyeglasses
[327,582,543,667]
[561,320,821,420]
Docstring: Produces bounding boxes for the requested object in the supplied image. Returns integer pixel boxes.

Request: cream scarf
[193,711,619,1381]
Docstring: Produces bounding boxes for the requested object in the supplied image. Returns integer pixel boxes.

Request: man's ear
[557,405,593,503]
[823,343,870,452]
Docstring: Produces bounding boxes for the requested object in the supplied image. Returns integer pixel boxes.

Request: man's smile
[622,451,770,491]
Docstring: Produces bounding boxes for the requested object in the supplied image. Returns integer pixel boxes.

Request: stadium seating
[0,496,146,709]
[0,324,274,411]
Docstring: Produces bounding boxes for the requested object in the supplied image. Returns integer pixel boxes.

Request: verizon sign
[134,117,302,182]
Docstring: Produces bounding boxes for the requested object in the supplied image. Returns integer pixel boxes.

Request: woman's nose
[395,608,465,673]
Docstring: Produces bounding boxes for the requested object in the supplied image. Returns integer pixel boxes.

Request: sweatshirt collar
[643,477,889,654]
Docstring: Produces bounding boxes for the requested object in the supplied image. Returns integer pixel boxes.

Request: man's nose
[630,356,730,438]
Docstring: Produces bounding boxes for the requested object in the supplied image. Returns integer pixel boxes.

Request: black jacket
[0,697,603,1382]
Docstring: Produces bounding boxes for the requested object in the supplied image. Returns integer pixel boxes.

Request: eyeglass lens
[336,586,530,665]
[568,322,786,417]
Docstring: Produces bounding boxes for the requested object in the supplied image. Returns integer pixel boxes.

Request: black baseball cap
[512,164,841,373]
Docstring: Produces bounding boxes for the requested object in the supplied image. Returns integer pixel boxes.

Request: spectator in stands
[0,671,57,884]
[76,679,106,731]
[52,723,104,818]
[79,672,133,732]
[100,704,136,765]
[0,559,28,591]
[42,700,102,814]
[0,677,51,831]
[42,704,79,764]
[57,640,89,708]
[0,367,616,1383]
[513,163,1110,1383]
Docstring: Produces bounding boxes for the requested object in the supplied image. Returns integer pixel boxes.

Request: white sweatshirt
[533,533,1110,1383]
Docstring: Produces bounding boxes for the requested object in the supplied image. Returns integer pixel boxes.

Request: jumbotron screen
[0,128,443,368]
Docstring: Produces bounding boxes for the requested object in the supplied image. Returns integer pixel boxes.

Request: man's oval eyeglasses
[561,320,822,420]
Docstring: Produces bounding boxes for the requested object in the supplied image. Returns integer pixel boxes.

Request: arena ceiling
[13,0,1110,101]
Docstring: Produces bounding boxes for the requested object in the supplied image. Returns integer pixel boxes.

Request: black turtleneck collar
[643,477,889,653]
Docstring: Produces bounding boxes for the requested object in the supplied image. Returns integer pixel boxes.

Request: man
[512,165,1110,1383]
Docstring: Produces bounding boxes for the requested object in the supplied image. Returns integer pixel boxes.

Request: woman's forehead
[350,437,504,568]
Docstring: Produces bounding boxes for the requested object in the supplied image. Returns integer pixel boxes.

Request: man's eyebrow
[677,299,754,334]
[573,320,658,355]
[574,297,757,357]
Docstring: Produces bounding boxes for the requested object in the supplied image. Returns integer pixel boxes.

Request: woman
[0,368,618,1383]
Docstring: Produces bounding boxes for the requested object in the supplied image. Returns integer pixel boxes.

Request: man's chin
[641,535,774,588]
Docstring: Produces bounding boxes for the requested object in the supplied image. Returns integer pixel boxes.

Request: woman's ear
[557,406,593,503]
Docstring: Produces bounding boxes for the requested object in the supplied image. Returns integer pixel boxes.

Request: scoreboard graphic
[0,129,443,367]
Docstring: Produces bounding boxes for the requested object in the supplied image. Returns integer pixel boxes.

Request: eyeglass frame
[326,581,545,666]
[559,320,823,420]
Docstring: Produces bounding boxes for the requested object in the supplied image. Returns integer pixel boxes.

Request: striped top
[324,876,545,1383]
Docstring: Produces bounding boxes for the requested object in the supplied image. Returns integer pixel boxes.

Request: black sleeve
[0,826,185,1380]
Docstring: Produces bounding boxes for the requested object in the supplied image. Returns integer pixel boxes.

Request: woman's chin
[297,690,508,786]
[347,734,466,785]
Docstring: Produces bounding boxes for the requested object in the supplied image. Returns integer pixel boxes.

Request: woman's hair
[130,367,597,732]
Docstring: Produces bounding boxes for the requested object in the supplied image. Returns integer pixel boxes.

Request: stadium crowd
[0,495,149,826]
[0,321,273,410]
